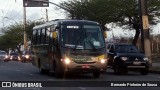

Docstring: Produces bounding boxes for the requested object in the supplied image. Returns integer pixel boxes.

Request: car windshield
[61,25,105,50]
[10,53,18,55]
[0,52,6,55]
[115,45,140,53]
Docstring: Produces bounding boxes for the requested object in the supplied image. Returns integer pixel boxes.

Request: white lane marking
[78,87,86,90]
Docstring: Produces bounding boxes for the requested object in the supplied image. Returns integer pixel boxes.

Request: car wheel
[114,65,123,75]
[93,71,100,78]
[140,69,148,75]
[123,69,128,74]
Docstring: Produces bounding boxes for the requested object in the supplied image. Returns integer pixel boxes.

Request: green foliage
[61,0,160,26]
[0,21,44,50]
[60,0,160,44]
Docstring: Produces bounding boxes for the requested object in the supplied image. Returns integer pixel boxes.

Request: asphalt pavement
[149,56,160,74]
[0,61,159,90]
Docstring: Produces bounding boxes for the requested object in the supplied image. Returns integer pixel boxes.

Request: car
[0,50,8,62]
[21,51,32,63]
[9,52,21,61]
[107,43,149,75]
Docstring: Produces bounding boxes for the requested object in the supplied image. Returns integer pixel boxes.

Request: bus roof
[33,19,100,30]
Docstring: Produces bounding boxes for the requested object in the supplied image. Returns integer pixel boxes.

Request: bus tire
[38,59,49,74]
[55,72,63,78]
[55,67,64,78]
[54,65,64,78]
[40,68,49,74]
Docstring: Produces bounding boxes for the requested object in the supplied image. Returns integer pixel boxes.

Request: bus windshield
[61,25,105,50]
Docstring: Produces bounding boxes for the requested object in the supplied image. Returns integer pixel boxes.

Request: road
[0,61,160,90]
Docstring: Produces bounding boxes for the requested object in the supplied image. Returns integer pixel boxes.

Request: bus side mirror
[53,31,57,39]
[103,31,107,38]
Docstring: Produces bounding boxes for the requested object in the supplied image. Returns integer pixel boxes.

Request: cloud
[27,12,41,21]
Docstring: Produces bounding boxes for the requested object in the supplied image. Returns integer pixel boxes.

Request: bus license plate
[133,62,141,65]
[82,65,90,68]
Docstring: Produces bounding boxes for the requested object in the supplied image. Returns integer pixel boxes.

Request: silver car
[0,50,8,62]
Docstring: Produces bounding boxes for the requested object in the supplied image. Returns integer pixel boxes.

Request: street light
[3,17,18,25]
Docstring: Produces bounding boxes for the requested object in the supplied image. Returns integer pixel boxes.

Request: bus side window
[46,28,50,44]
[41,28,46,44]
[49,31,53,45]
[32,30,37,45]
[37,29,41,44]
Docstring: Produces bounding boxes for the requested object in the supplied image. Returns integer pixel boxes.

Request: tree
[0,20,44,52]
[60,0,160,45]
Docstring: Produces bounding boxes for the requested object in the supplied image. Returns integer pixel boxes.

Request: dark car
[9,52,20,61]
[107,43,149,75]
[0,50,8,62]
[21,51,32,63]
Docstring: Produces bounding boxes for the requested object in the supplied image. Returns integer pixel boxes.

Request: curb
[149,70,160,74]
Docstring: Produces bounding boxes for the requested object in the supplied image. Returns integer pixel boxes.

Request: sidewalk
[149,56,160,74]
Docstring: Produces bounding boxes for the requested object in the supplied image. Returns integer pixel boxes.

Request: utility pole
[138,0,144,52]
[23,6,27,51]
[139,0,152,66]
[46,9,49,22]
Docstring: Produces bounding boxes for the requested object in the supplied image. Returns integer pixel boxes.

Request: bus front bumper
[62,61,107,73]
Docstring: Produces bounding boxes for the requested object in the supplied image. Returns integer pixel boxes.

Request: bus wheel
[54,66,64,78]
[55,72,64,78]
[40,68,49,74]
[93,71,100,78]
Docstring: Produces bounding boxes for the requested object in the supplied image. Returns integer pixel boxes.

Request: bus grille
[74,61,96,64]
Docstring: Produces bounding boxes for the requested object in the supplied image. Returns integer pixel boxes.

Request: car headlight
[18,56,21,60]
[121,57,128,61]
[114,56,117,59]
[63,58,71,64]
[25,55,29,59]
[5,55,8,58]
[143,57,148,61]
[10,56,13,59]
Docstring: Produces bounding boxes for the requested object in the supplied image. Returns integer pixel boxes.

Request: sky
[0,0,160,39]
[0,0,67,29]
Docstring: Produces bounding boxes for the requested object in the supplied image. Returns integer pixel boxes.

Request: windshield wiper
[73,35,83,50]
[83,31,97,51]
[88,40,97,51]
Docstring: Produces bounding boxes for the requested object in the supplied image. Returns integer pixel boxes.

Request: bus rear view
[31,19,107,78]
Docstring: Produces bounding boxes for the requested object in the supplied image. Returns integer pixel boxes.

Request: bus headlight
[64,58,71,64]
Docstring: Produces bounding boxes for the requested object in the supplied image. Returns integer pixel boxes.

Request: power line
[4,0,13,17]
[8,1,16,18]
[4,0,14,25]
